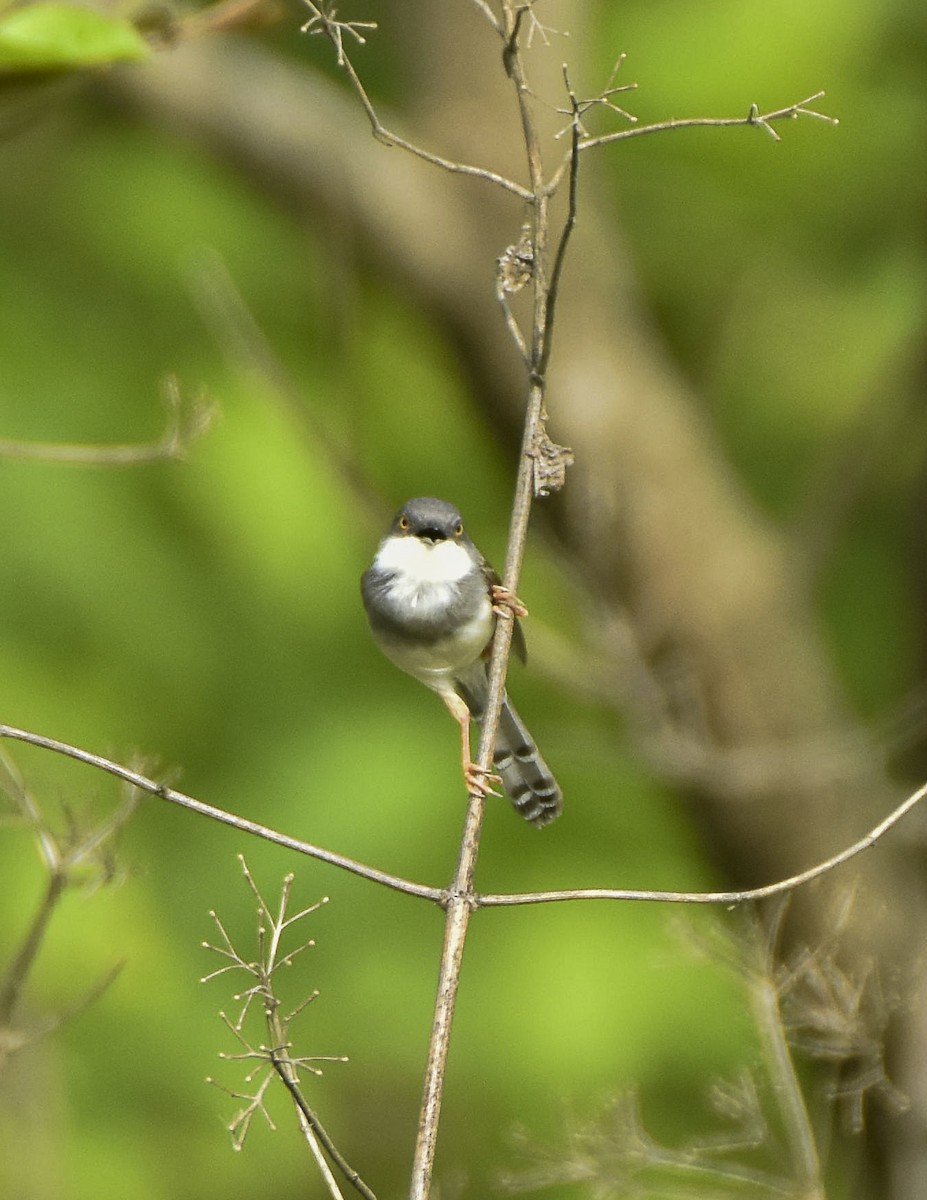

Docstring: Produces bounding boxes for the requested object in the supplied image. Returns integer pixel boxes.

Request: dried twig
[300,1,532,200]
[203,858,375,1200]
[0,756,138,1031]
[580,91,838,152]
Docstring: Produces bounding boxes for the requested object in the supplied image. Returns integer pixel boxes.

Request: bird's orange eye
[399,515,411,530]
[454,523,463,537]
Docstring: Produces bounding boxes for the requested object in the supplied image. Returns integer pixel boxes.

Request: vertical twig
[748,910,825,1200]
[0,759,139,1029]
[409,806,482,1200]
[207,859,373,1200]
[541,65,581,375]
[267,1010,348,1200]
[410,6,563,1197]
[0,871,66,1026]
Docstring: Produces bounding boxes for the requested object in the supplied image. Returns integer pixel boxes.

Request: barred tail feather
[492,697,562,828]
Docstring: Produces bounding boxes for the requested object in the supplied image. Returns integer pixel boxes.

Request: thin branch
[746,913,824,1199]
[409,844,480,1200]
[206,861,373,1200]
[466,0,502,35]
[0,725,443,904]
[0,760,139,1028]
[272,1054,378,1200]
[495,283,530,364]
[579,92,838,152]
[300,1,532,200]
[495,219,533,363]
[478,777,927,907]
[410,4,558,1194]
[0,871,66,1026]
[4,722,924,915]
[553,55,637,141]
[539,63,580,380]
[0,376,215,466]
[0,437,175,466]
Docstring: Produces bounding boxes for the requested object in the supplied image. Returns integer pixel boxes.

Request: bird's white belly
[380,595,494,684]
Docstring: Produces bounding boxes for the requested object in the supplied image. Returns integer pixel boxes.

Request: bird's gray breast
[362,562,490,645]
[361,536,495,680]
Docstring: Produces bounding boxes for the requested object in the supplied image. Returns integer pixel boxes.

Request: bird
[361,496,562,827]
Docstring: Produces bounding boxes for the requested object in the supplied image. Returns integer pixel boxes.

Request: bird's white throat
[375,534,474,587]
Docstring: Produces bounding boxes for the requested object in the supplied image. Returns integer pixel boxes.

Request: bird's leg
[491,583,528,620]
[442,692,502,798]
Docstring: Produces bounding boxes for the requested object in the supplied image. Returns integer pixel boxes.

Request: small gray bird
[361,497,562,827]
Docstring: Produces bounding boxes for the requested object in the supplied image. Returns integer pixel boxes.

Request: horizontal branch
[478,778,927,907]
[579,92,837,151]
[0,437,181,466]
[3,723,923,913]
[0,725,443,905]
[0,376,214,466]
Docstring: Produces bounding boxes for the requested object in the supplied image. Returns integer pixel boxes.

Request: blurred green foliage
[0,4,148,74]
[0,1,924,1198]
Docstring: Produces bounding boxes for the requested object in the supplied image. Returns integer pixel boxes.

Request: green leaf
[0,4,150,74]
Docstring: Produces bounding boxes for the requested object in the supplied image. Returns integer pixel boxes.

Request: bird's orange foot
[464,761,503,798]
[491,583,528,620]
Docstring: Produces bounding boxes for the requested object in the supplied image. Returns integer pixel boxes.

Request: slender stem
[749,951,824,1198]
[582,112,767,149]
[301,2,531,201]
[579,93,836,152]
[466,0,501,34]
[539,67,580,378]
[272,1058,377,1200]
[410,8,555,1195]
[0,437,177,465]
[0,725,443,904]
[3,724,923,914]
[409,800,483,1200]
[266,1004,347,1200]
[0,870,66,1025]
[477,777,927,906]
[0,377,211,466]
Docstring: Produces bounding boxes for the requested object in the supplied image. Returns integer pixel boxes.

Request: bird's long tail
[490,697,562,828]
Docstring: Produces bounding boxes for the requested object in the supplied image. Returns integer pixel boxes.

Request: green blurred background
[0,0,925,1197]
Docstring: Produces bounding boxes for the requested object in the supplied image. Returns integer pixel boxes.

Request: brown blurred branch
[0,750,134,1056]
[0,871,66,1030]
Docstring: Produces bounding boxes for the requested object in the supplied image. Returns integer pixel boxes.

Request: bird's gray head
[389,497,468,546]
[366,497,483,622]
